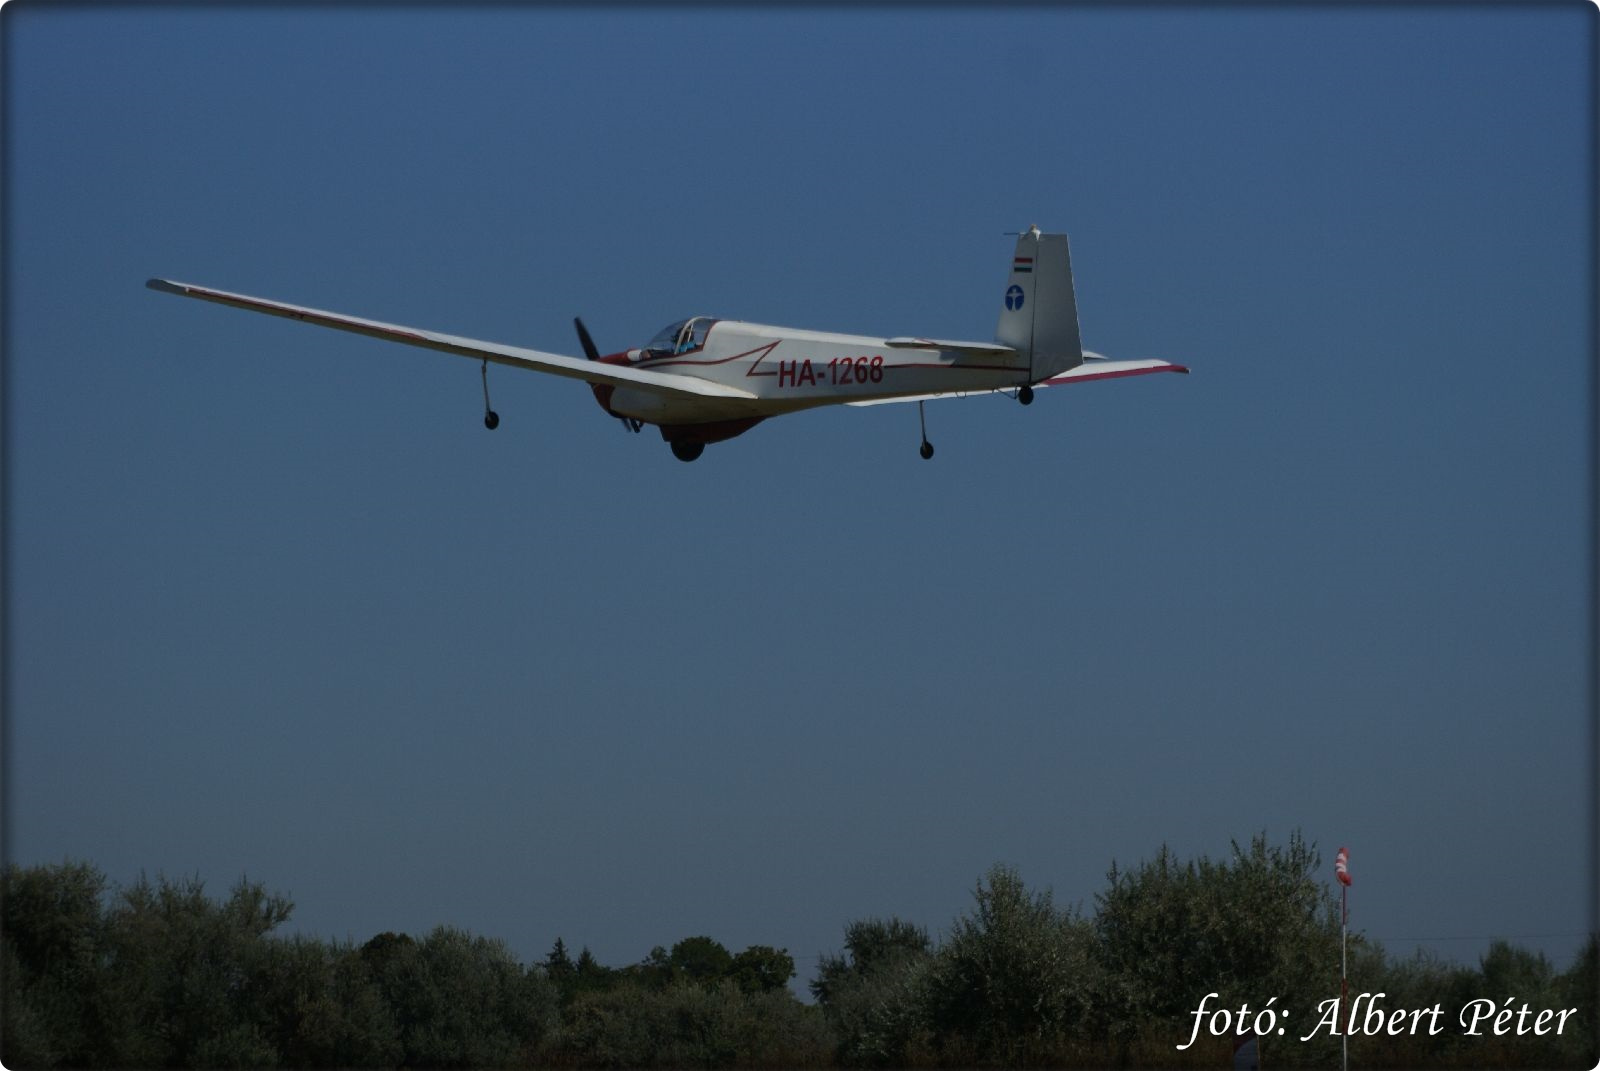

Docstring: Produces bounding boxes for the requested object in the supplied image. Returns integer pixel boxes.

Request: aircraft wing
[146,279,757,401]
[846,353,1188,407]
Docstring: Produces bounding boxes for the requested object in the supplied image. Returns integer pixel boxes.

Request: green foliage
[1,861,111,1067]
[366,925,556,1068]
[728,945,796,994]
[539,936,808,1066]
[544,937,573,983]
[812,917,931,1005]
[820,956,932,1062]
[1093,832,1340,1039]
[1557,934,1598,1068]
[545,937,611,1006]
[265,938,402,1068]
[622,936,790,998]
[1460,938,1589,1070]
[811,917,936,1065]
[1479,938,1556,1002]
[668,935,735,986]
[3,847,1592,1069]
[105,872,295,1068]
[553,980,829,1069]
[2,860,108,981]
[925,864,1099,1065]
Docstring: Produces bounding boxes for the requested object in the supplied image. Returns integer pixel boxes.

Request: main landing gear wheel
[919,441,934,460]
[670,441,705,463]
[483,411,499,430]
[1018,385,1034,405]
[917,400,934,460]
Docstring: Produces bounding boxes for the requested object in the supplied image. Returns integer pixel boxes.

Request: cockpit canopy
[641,316,718,358]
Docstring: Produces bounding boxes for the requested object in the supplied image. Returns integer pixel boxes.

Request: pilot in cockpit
[642,317,714,360]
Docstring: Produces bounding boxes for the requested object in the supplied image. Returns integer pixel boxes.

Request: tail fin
[994,226,1084,382]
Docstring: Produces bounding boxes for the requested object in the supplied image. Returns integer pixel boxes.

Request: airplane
[147,226,1187,462]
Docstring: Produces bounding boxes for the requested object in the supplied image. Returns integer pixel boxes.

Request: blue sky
[5,3,1593,993]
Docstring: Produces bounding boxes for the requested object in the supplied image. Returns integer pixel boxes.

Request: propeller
[574,316,601,362]
[575,317,642,433]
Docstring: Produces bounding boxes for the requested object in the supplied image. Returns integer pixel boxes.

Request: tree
[358,930,414,976]
[1557,934,1598,1068]
[255,937,401,1068]
[812,917,939,1066]
[60,870,296,1068]
[567,945,618,1002]
[545,937,575,986]
[669,936,735,987]
[728,945,795,994]
[1479,938,1556,1002]
[1,861,112,1067]
[632,944,675,990]
[812,917,930,1005]
[926,864,1098,1064]
[556,979,830,1069]
[1093,831,1341,1047]
[367,925,556,1069]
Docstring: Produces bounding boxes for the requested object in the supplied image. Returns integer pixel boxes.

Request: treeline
[2,834,1594,1068]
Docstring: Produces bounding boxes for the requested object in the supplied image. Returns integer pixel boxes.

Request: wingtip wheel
[480,360,499,430]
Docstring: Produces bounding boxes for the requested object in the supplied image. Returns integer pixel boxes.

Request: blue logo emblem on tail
[1005,285,1025,311]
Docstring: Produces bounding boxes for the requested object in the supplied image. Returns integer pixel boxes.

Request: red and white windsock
[1335,846,1352,886]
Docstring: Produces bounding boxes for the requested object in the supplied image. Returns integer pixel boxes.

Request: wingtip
[146,278,184,294]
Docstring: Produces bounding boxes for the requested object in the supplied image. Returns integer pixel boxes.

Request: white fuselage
[603,319,1029,426]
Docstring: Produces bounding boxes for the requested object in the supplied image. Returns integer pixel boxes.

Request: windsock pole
[1341,881,1348,1071]
[1335,846,1352,1071]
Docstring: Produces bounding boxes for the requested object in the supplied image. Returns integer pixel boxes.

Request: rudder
[994,227,1084,382]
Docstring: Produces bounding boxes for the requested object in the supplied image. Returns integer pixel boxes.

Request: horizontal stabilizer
[884,337,1018,357]
[1039,356,1190,385]
[845,354,1187,407]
